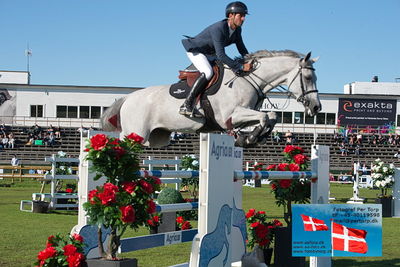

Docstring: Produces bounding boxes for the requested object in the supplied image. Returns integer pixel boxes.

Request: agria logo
[343,101,353,112]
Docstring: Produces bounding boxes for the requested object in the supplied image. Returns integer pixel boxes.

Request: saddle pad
[169,61,225,99]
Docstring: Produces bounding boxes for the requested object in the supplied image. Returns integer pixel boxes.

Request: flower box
[375,197,393,217]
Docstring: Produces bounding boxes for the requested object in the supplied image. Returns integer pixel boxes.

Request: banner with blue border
[292,204,382,257]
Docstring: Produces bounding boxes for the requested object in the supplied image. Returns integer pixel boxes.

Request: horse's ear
[304,52,312,62]
[311,56,320,63]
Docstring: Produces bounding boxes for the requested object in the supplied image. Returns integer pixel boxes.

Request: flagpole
[25,43,32,84]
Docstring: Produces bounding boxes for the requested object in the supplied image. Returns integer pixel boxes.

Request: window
[68,106,78,118]
[275,112,282,123]
[30,105,43,117]
[57,106,67,118]
[91,106,101,119]
[283,112,292,124]
[305,115,314,124]
[294,112,304,124]
[316,113,326,124]
[56,106,77,118]
[80,106,89,119]
[326,113,336,125]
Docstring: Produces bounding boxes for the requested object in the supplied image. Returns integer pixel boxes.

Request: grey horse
[101,50,321,147]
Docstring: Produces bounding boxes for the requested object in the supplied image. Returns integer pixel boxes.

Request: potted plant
[245,209,282,265]
[147,214,162,234]
[34,233,85,267]
[371,158,395,217]
[180,154,199,199]
[265,145,310,267]
[156,187,185,232]
[83,133,161,266]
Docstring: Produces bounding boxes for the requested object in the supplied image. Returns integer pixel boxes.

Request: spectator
[54,126,61,138]
[388,134,394,145]
[333,131,339,145]
[356,132,363,144]
[272,130,281,143]
[11,154,20,166]
[7,132,15,149]
[2,134,9,148]
[394,149,400,159]
[354,145,362,156]
[339,142,348,156]
[47,124,54,134]
[26,133,35,145]
[47,132,56,147]
[395,134,400,145]
[377,134,385,144]
[285,130,293,144]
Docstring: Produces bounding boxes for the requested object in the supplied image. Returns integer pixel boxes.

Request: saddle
[169,61,224,99]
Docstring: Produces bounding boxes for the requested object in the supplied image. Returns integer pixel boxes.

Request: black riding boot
[179,73,208,117]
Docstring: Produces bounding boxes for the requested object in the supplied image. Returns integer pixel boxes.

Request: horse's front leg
[230,107,276,147]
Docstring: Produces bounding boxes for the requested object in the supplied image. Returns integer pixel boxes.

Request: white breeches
[186,52,213,80]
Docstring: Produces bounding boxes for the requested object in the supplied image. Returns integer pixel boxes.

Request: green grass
[1,180,399,266]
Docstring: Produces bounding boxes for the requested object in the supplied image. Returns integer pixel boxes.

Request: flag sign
[332,222,368,254]
[300,214,328,231]
[292,204,381,257]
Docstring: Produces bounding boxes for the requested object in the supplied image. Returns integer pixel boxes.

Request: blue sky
[1,1,399,93]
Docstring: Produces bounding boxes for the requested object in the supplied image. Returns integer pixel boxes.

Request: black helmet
[225,1,248,17]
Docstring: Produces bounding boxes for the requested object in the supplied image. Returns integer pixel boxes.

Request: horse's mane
[244,50,304,62]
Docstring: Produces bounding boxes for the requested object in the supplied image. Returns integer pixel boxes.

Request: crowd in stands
[0,123,16,149]
[271,130,297,145]
[333,129,400,156]
[25,124,61,147]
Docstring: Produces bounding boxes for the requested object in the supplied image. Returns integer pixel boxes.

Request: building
[1,70,400,133]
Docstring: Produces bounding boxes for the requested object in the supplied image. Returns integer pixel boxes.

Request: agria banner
[337,98,397,126]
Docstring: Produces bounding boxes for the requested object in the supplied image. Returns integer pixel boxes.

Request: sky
[1,0,399,94]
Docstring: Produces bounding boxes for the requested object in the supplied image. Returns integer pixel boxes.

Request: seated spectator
[333,131,339,145]
[395,134,400,145]
[31,123,42,136]
[285,130,293,144]
[272,130,281,143]
[47,124,54,134]
[377,134,386,144]
[54,127,61,138]
[339,142,348,156]
[46,132,56,147]
[354,144,362,156]
[7,132,15,149]
[388,134,394,145]
[26,133,35,145]
[356,132,363,144]
[2,134,9,148]
[0,123,7,135]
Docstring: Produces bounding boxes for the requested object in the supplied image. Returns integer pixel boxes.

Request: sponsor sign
[337,98,397,126]
[292,204,382,257]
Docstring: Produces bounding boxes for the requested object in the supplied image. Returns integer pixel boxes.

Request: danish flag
[300,214,328,231]
[332,222,368,254]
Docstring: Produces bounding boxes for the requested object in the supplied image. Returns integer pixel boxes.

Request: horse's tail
[100,96,127,132]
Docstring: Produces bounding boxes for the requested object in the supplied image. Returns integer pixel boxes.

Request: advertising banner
[337,98,397,126]
[292,204,382,257]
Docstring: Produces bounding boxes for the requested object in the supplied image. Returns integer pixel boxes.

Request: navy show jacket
[182,19,248,72]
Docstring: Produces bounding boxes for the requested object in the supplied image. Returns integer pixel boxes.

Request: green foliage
[180,154,199,198]
[157,187,184,204]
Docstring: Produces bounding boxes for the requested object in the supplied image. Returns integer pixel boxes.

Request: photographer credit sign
[337,98,397,126]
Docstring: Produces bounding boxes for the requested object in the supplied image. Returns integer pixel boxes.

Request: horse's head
[286,52,321,116]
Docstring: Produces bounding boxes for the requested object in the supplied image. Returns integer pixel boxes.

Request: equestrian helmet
[225,1,248,17]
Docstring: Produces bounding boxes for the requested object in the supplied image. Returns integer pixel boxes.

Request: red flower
[271,183,277,190]
[121,181,136,194]
[109,138,120,145]
[279,179,292,189]
[250,221,260,228]
[66,252,84,267]
[153,215,160,223]
[176,216,184,224]
[284,145,304,154]
[147,219,155,226]
[181,221,192,230]
[66,188,73,193]
[246,209,256,218]
[120,205,135,223]
[72,234,84,243]
[294,154,308,165]
[151,176,162,185]
[84,148,90,152]
[63,244,77,256]
[257,211,265,215]
[46,235,55,247]
[288,163,300,171]
[255,224,269,239]
[273,219,283,226]
[277,163,289,171]
[88,189,99,204]
[266,164,277,171]
[258,238,270,247]
[98,183,118,205]
[146,200,156,214]
[126,132,144,144]
[113,146,126,160]
[37,246,57,260]
[139,180,153,194]
[90,134,109,151]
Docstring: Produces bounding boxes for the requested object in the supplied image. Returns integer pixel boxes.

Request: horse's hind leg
[147,128,172,148]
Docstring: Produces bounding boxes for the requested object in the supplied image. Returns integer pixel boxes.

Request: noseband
[287,65,318,106]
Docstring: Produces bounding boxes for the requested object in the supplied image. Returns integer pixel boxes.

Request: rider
[179,1,252,117]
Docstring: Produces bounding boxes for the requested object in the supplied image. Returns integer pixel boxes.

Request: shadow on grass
[333,258,400,266]
[49,210,78,216]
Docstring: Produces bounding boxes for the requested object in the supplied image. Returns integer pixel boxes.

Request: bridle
[231,58,318,110]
